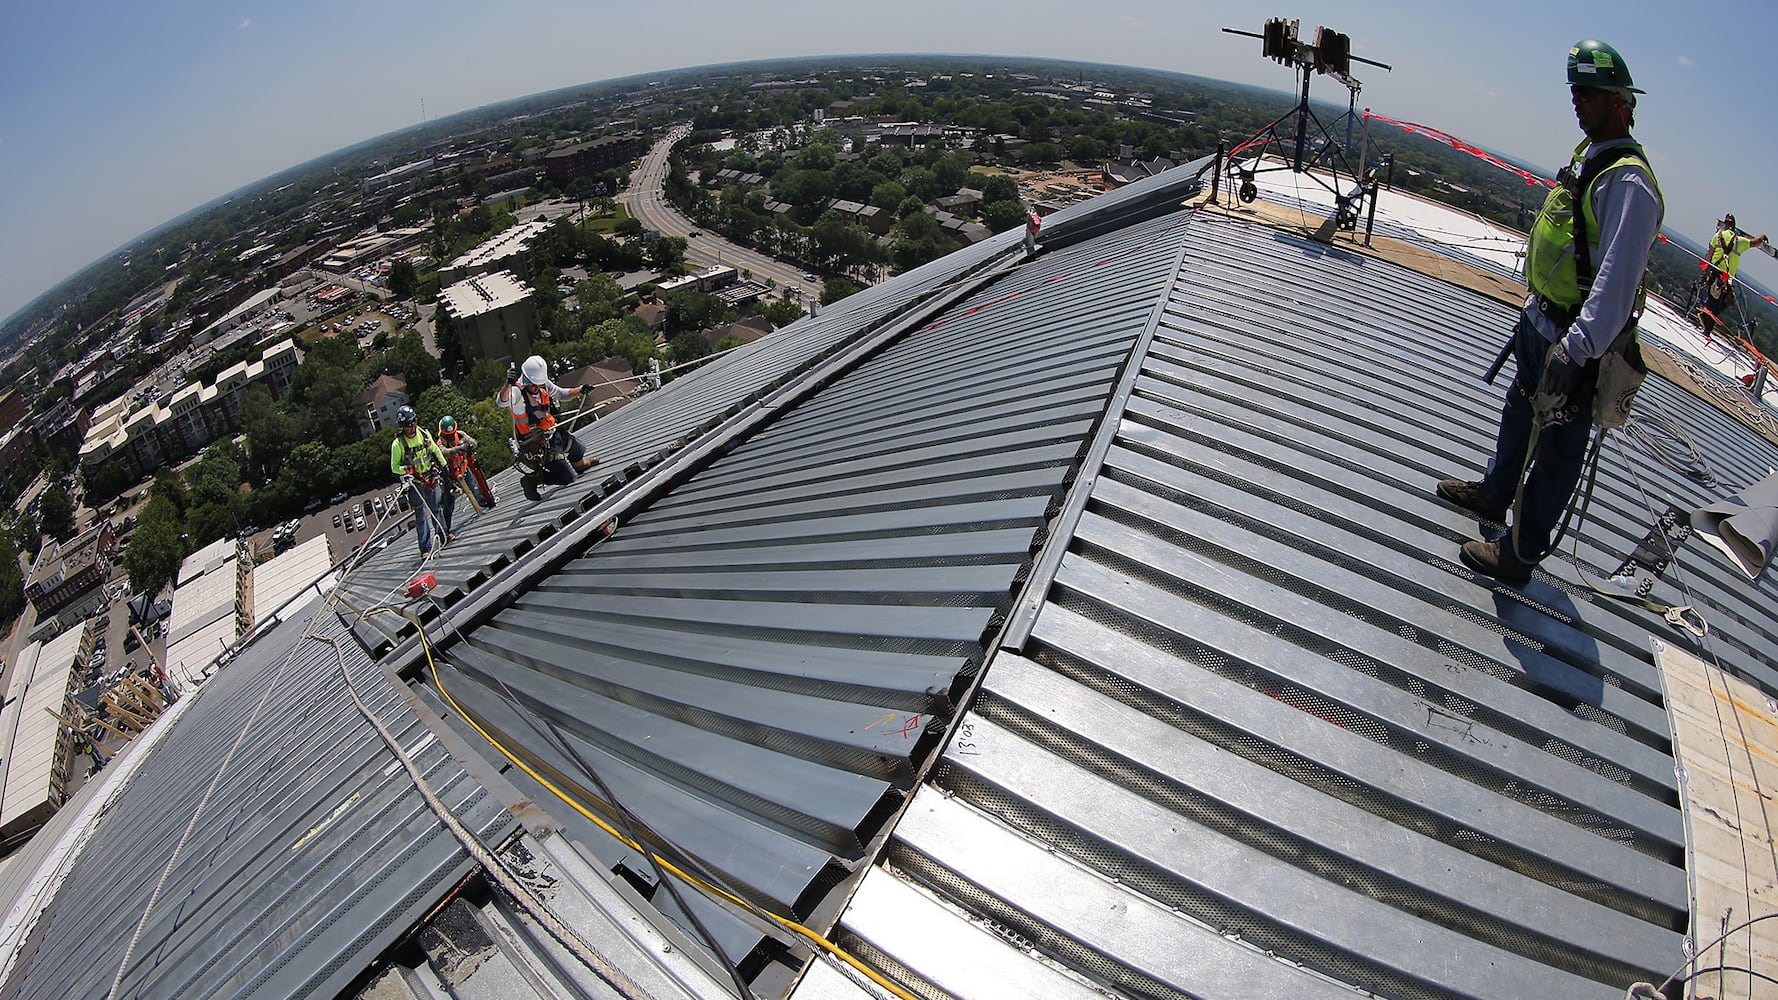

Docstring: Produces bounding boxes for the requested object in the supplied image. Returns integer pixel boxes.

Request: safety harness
[512,384,557,438]
[1505,145,1704,635]
[394,429,446,483]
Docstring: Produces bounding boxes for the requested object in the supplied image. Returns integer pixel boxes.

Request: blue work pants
[1478,311,1595,562]
[410,476,445,555]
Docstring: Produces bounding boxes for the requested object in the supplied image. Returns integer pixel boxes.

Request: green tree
[124,495,185,596]
[870,180,908,212]
[241,385,299,484]
[984,199,1026,233]
[664,291,734,334]
[820,277,860,305]
[151,469,188,518]
[85,461,131,503]
[668,330,713,368]
[644,236,688,272]
[980,174,1019,205]
[38,485,74,542]
[460,359,509,402]
[574,272,627,324]
[759,298,806,328]
[0,530,23,624]
[299,365,365,449]
[892,212,958,271]
[1066,135,1107,163]
[384,332,441,396]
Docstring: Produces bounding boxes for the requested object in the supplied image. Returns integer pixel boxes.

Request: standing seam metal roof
[409,208,1195,979]
[830,209,1778,1000]
[1,612,513,1000]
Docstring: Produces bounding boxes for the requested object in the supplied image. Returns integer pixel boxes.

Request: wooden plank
[1653,638,1778,998]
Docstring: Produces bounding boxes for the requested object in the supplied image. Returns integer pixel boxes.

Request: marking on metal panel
[865,713,924,739]
[291,793,362,851]
[952,720,980,755]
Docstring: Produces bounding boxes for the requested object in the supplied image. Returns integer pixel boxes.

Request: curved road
[621,127,823,300]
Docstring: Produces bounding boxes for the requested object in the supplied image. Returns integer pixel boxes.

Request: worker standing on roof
[390,405,449,558]
[1696,213,1768,340]
[497,355,599,485]
[1438,39,1664,585]
[434,415,485,539]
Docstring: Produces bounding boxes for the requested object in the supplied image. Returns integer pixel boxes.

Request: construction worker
[436,415,491,532]
[497,355,598,487]
[389,405,449,557]
[1438,39,1664,585]
[1697,213,1769,339]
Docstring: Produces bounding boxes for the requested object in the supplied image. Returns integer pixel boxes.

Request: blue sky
[4,0,1776,326]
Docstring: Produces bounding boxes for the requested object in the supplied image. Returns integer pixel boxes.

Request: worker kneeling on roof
[497,355,599,487]
[1437,39,1664,586]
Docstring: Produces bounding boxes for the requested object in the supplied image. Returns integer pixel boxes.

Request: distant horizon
[3,53,1313,334]
[13,47,1772,337]
[7,2,1776,326]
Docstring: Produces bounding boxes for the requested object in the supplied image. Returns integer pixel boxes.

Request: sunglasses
[1570,86,1612,103]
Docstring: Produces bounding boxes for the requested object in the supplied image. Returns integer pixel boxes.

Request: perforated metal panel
[846,211,1778,1000]
[425,211,1193,974]
[1,612,513,1000]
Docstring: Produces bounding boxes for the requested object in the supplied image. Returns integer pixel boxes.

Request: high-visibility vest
[1708,228,1751,279]
[513,384,557,436]
[438,429,469,475]
[1525,140,1663,309]
[392,429,445,476]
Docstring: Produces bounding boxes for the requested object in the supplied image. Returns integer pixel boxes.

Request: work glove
[506,364,519,386]
[1533,340,1585,424]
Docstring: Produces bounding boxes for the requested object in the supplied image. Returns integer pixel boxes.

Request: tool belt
[1535,295,1579,329]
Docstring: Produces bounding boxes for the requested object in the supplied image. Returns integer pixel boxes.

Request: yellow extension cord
[369,608,922,1000]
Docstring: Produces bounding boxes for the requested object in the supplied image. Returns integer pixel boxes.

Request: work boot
[1459,539,1534,586]
[1437,479,1507,523]
[573,455,600,473]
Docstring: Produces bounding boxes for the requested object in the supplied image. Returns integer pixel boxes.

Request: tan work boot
[1437,479,1507,523]
[1459,539,1534,586]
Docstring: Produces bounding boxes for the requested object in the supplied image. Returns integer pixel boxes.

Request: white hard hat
[521,355,548,383]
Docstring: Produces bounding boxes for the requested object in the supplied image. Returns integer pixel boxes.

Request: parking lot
[248,484,420,565]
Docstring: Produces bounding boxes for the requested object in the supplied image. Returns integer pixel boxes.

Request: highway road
[620,126,824,301]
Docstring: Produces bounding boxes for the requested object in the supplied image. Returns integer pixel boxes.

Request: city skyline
[4,0,1775,327]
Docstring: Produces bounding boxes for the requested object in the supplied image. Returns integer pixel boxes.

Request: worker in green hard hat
[1438,39,1665,585]
[1696,212,1769,340]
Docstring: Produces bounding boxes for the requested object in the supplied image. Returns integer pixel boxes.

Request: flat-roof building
[0,626,84,844]
[23,522,117,621]
[78,340,299,482]
[438,270,537,365]
[541,132,646,185]
[439,219,551,285]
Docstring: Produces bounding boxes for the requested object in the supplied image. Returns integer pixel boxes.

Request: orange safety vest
[512,384,557,437]
[438,429,469,475]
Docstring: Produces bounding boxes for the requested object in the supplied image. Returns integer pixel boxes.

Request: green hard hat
[1567,39,1644,94]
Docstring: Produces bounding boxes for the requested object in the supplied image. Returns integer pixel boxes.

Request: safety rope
[368,609,927,1000]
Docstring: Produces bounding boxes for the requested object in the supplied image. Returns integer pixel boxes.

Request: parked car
[333,513,343,528]
[328,492,348,506]
[353,516,366,532]
[397,492,410,511]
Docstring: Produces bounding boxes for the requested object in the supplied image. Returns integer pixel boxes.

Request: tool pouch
[1593,324,1646,431]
